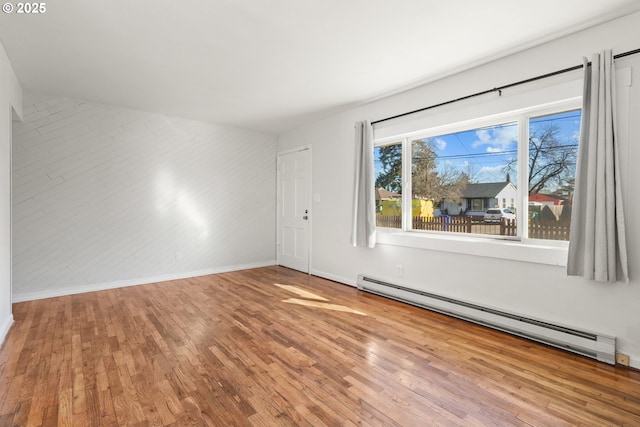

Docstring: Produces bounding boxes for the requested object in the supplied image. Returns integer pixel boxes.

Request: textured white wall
[278,12,640,367]
[1,41,22,344]
[12,91,276,300]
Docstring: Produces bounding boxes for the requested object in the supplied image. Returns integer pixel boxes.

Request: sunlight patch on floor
[282,298,366,316]
[274,283,366,315]
[274,283,329,301]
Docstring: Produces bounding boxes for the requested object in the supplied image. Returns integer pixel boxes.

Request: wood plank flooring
[1,266,639,426]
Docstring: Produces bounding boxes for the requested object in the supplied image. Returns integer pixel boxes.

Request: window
[374,103,581,242]
[527,110,580,241]
[374,141,402,229]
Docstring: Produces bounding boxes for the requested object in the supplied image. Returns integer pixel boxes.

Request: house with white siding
[461,181,517,216]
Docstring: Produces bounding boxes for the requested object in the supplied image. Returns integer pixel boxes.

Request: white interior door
[277,148,310,273]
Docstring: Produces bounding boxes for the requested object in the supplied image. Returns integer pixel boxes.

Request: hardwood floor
[1,266,639,426]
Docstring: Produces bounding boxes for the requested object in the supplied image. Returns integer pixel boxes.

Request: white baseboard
[0,314,14,347]
[315,270,640,370]
[12,260,276,302]
[629,354,640,370]
[310,269,356,287]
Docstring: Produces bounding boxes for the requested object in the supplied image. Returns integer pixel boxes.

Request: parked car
[484,208,516,223]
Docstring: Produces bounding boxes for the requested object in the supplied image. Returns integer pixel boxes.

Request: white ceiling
[1,0,639,134]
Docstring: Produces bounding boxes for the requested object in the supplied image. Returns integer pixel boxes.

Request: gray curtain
[567,50,629,283]
[351,120,376,248]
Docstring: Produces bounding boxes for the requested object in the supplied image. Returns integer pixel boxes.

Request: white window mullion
[402,137,412,231]
[518,116,529,239]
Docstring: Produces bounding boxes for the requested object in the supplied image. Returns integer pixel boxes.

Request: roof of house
[529,192,565,200]
[529,193,566,204]
[462,182,514,198]
[376,187,401,200]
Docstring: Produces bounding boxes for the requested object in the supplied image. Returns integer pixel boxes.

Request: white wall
[12,91,276,301]
[277,12,640,367]
[0,41,21,344]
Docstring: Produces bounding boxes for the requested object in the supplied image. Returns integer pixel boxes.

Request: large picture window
[374,103,581,242]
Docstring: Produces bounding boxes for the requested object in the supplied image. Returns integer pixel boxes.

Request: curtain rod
[371,47,640,126]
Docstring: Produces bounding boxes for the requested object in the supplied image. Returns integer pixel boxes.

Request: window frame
[373,97,582,264]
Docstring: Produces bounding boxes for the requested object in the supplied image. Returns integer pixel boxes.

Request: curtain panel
[351,121,376,248]
[567,50,629,283]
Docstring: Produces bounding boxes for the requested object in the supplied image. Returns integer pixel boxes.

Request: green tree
[552,177,575,202]
[375,144,402,193]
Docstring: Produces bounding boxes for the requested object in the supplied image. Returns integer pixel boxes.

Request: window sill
[375,229,568,267]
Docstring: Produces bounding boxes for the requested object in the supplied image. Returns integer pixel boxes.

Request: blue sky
[375,109,581,187]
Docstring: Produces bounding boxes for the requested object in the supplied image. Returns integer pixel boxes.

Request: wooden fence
[377,215,570,241]
[376,215,402,229]
[413,215,474,233]
[528,220,571,240]
[501,218,570,240]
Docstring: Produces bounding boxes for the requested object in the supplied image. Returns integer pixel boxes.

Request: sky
[374,109,581,188]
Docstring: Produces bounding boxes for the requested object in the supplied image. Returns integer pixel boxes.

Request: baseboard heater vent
[357,275,616,364]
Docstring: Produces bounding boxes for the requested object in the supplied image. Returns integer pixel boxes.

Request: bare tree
[506,124,577,195]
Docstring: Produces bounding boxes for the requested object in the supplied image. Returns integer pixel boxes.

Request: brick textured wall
[12,91,276,299]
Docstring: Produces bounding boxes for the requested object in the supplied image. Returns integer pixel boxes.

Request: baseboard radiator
[357,275,616,365]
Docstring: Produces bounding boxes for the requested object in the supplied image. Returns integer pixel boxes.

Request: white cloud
[433,137,447,150]
[486,146,505,153]
[472,129,492,147]
[472,125,517,151]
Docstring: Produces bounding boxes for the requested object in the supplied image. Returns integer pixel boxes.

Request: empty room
[1,1,640,426]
